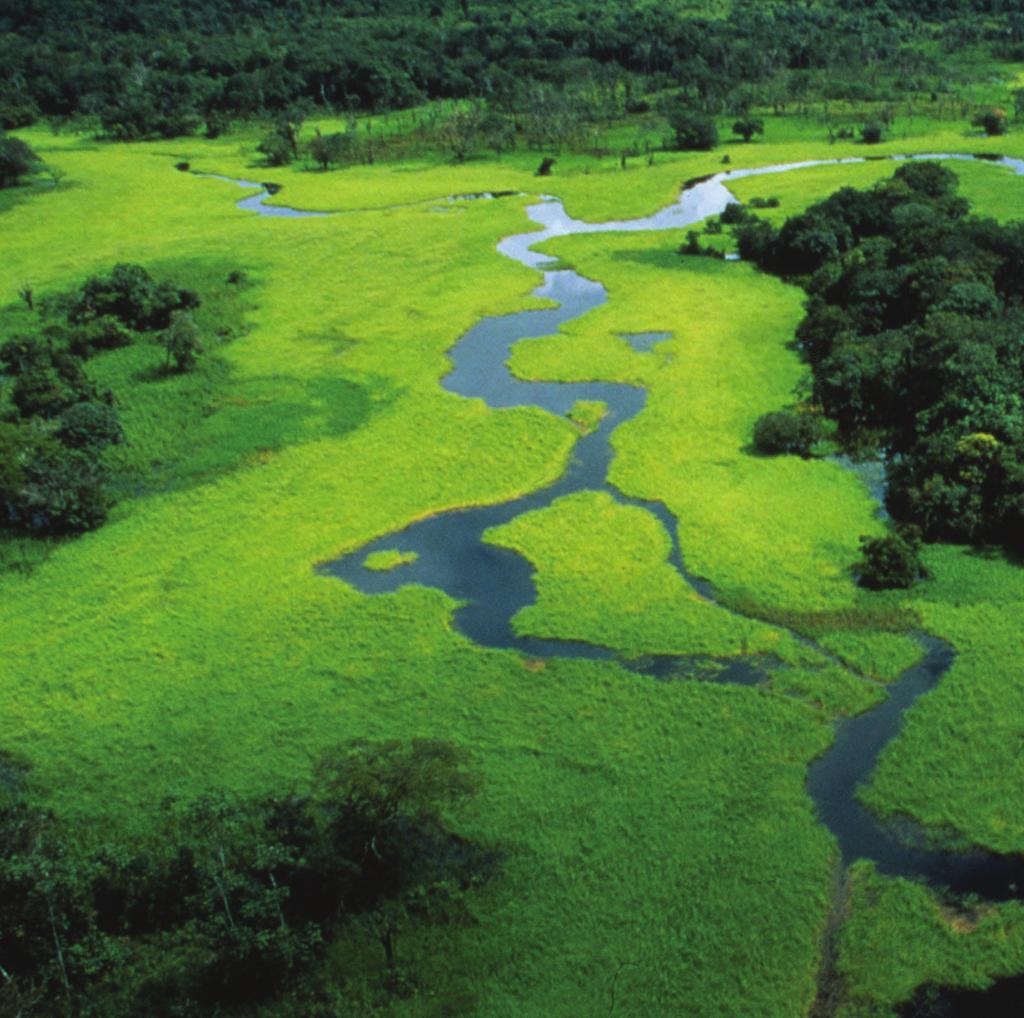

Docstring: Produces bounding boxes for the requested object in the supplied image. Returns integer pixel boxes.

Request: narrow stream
[203,151,1024,1008]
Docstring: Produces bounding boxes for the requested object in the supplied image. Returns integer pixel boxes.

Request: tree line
[0,0,1019,139]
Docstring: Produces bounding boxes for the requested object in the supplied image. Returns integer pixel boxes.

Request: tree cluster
[0,739,493,1017]
[1,265,202,536]
[740,160,1024,550]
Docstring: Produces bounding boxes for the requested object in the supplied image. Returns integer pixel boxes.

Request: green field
[5,106,1024,1014]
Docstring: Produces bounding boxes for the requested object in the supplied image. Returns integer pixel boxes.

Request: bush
[257,131,294,167]
[659,95,717,151]
[0,102,38,130]
[68,315,136,357]
[857,532,927,589]
[735,219,778,262]
[753,410,822,457]
[748,196,780,209]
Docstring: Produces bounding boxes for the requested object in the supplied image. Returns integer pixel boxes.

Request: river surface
[205,151,1024,1009]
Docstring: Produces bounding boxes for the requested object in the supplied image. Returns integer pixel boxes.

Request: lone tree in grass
[664,105,718,151]
[732,117,764,142]
[857,531,928,590]
[158,310,202,372]
[753,410,822,457]
[308,128,353,170]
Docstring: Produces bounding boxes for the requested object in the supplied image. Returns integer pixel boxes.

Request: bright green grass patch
[566,398,607,434]
[817,631,926,684]
[363,548,418,571]
[835,863,1024,1017]
[769,664,884,718]
[728,156,1024,225]
[485,490,806,660]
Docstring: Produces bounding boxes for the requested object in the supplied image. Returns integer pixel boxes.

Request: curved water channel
[206,151,1024,1003]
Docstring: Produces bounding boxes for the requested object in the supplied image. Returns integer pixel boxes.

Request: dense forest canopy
[2,0,1023,134]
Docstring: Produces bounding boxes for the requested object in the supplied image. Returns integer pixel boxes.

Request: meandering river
[206,151,1024,1010]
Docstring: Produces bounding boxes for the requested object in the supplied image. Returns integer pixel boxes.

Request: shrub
[735,219,778,262]
[857,532,927,589]
[257,131,294,167]
[6,441,110,534]
[0,102,38,130]
[753,410,822,457]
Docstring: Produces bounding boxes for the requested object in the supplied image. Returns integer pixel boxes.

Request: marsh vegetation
[4,2,1024,1016]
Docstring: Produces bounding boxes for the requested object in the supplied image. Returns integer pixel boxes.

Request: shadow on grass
[120,371,391,500]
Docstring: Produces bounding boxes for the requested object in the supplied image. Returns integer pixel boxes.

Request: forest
[2,0,1023,136]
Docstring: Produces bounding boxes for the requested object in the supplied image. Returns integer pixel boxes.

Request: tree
[973,107,1008,136]
[158,311,202,372]
[0,134,41,188]
[857,531,927,589]
[14,442,110,534]
[860,121,885,144]
[308,128,353,170]
[753,410,823,457]
[71,263,195,331]
[314,739,491,975]
[662,100,718,150]
[731,116,764,142]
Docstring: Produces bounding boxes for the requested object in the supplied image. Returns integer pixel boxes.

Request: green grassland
[4,107,1024,1014]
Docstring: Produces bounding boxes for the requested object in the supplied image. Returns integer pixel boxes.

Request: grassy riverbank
[5,110,1024,1014]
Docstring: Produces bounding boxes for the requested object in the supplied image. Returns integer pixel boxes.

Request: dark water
[203,151,1024,1008]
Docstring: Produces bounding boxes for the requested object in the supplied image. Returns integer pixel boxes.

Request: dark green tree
[0,134,41,188]
[731,116,764,142]
[857,531,928,589]
[158,311,203,372]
